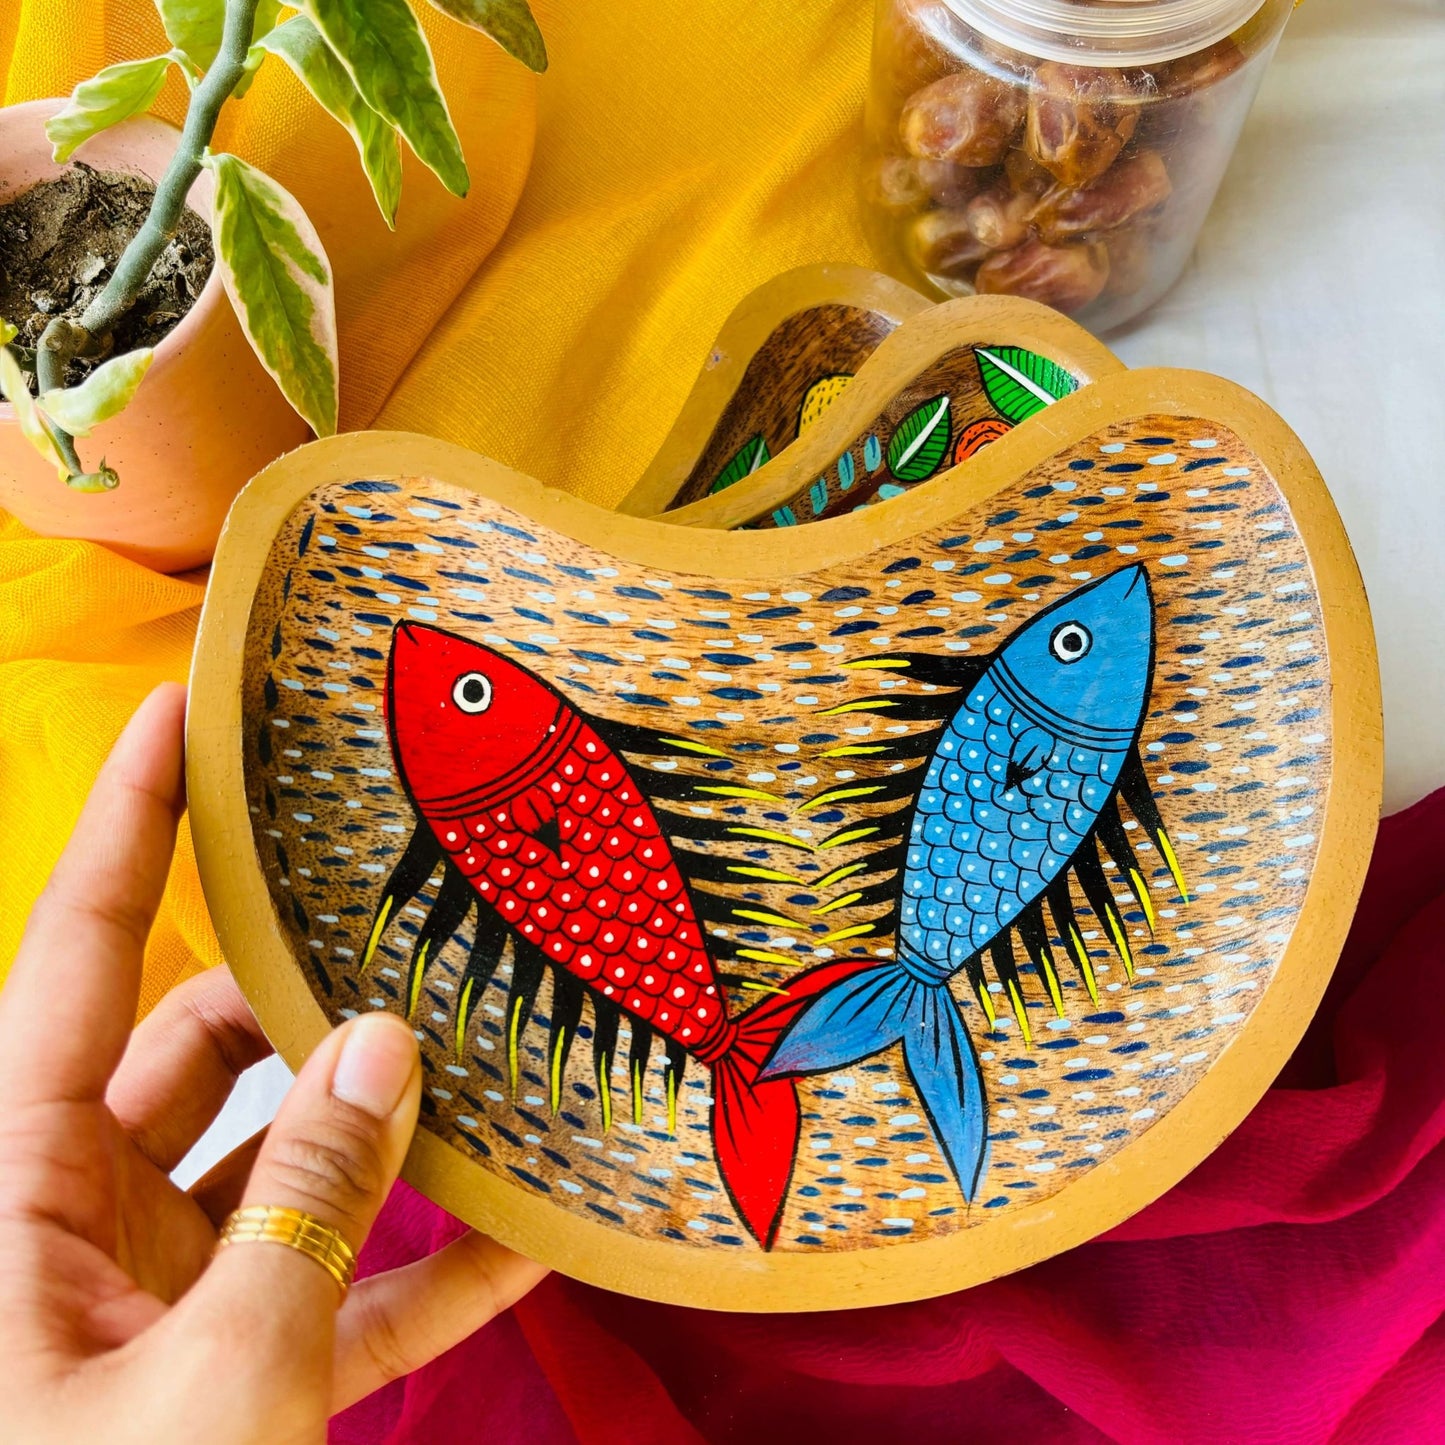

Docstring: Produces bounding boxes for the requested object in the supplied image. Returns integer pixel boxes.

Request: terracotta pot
[0,98,310,572]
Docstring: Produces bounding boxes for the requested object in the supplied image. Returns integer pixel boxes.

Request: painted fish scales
[906,677,1133,960]
[765,565,1169,1201]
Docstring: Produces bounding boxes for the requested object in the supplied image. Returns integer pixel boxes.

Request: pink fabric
[332,790,1445,1444]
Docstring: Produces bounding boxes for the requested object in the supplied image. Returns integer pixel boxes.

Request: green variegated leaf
[300,0,468,197]
[710,434,770,494]
[975,346,1080,426]
[207,153,339,437]
[258,16,402,226]
[0,346,68,476]
[155,0,226,69]
[39,349,154,437]
[886,394,951,482]
[47,55,173,162]
[425,0,547,72]
[0,320,16,347]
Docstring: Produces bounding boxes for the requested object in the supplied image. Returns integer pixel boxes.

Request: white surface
[172,1052,291,1189]
[177,0,1445,1176]
[1108,0,1445,815]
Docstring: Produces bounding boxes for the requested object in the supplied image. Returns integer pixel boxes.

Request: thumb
[165,1013,420,1428]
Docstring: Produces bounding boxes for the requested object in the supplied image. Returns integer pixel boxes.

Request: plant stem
[35,0,262,477]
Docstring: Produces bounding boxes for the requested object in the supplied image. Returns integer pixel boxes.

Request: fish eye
[452,671,492,714]
[1049,621,1092,664]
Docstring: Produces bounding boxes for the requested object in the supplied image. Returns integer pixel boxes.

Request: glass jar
[863,0,1294,330]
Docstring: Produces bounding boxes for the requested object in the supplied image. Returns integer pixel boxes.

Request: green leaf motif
[886,394,951,483]
[975,346,1080,426]
[300,0,469,197]
[258,17,402,226]
[425,0,547,72]
[710,434,770,494]
[208,153,339,437]
[155,0,227,70]
[0,346,68,476]
[39,349,154,437]
[47,55,173,162]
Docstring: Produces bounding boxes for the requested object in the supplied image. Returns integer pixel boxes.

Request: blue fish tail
[760,962,989,1202]
[759,962,916,1077]
[902,985,989,1202]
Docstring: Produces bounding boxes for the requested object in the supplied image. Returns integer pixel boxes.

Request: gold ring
[216,1205,358,1296]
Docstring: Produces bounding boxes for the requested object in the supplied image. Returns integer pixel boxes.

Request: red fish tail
[709,959,878,1250]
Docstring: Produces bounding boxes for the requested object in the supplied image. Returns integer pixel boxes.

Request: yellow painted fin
[549,1026,570,1115]
[820,922,874,944]
[815,862,867,890]
[812,891,863,916]
[1006,978,1033,1047]
[454,975,474,1061]
[1158,827,1191,903]
[1104,901,1136,981]
[733,908,806,930]
[1068,924,1099,1005]
[363,894,393,970]
[597,1052,613,1133]
[406,938,431,1020]
[972,978,997,1027]
[1128,867,1158,931]
[631,1057,645,1126]
[508,994,525,1095]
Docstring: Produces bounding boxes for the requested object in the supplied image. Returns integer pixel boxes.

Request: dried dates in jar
[863,0,1294,329]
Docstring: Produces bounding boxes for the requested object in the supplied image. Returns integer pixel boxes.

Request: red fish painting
[369,623,865,1248]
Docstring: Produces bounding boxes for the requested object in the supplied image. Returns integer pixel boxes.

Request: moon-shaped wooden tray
[191,349,1380,1312]
[622,267,1123,524]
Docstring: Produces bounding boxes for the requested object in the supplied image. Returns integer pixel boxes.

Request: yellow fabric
[0,0,877,1010]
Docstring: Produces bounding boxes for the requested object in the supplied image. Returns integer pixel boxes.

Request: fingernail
[332,1014,418,1119]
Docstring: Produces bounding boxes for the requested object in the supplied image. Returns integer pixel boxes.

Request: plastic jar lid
[941,0,1268,66]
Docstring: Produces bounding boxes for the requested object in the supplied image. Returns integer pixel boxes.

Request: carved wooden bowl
[190,280,1380,1311]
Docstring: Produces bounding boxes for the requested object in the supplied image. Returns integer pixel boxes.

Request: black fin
[988,931,1033,1046]
[546,971,587,1114]
[453,908,509,1059]
[839,651,989,691]
[1119,747,1190,902]
[661,1038,687,1135]
[1047,878,1099,1003]
[364,825,445,970]
[1072,839,1136,981]
[1095,796,1157,932]
[1017,897,1065,1016]
[405,865,474,1020]
[590,993,622,1132]
[505,939,548,1094]
[628,1021,653,1126]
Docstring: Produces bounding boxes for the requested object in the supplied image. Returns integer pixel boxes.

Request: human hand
[0,684,547,1444]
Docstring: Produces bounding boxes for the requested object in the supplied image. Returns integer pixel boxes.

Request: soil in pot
[0,164,213,391]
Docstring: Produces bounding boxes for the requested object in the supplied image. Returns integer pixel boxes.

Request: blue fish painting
[762,565,1185,1202]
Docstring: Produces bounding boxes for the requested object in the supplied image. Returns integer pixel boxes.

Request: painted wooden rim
[618,263,932,519]
[656,294,1125,528]
[189,367,1381,1311]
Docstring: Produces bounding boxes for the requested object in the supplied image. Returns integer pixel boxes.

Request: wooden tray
[621,263,931,518]
[619,273,1122,527]
[190,368,1381,1312]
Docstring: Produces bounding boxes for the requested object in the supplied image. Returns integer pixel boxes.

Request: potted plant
[0,0,545,572]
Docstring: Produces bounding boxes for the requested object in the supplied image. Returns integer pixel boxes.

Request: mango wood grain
[189,369,1380,1311]
[659,294,1124,530]
[619,264,930,519]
